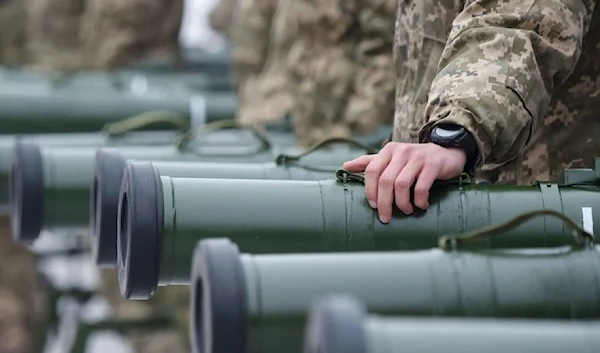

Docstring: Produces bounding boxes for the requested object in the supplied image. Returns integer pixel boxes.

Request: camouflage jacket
[236,0,299,126]
[394,0,599,185]
[284,0,396,147]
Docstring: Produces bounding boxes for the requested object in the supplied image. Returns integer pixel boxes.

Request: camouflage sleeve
[417,0,596,168]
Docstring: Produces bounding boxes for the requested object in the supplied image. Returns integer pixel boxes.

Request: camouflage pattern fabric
[0,217,44,353]
[285,0,358,147]
[25,0,183,70]
[286,0,397,147]
[343,0,396,134]
[99,269,188,353]
[0,0,28,66]
[233,0,395,145]
[25,0,86,70]
[391,0,466,144]
[230,0,278,91]
[392,0,599,185]
[209,0,237,38]
[236,0,299,126]
[80,0,184,70]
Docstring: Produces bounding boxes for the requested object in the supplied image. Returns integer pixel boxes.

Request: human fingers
[342,154,376,172]
[363,149,393,209]
[376,154,407,223]
[411,161,441,211]
[393,157,425,215]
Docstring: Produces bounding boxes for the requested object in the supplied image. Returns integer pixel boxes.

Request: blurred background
[0,0,396,351]
[0,1,232,352]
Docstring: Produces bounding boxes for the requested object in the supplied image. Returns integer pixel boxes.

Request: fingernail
[368,200,376,209]
[379,215,390,223]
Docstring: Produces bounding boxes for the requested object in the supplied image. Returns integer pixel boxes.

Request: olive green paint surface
[159,178,600,284]
[32,144,367,233]
[0,127,303,211]
[215,246,600,353]
[0,91,236,134]
[308,313,600,353]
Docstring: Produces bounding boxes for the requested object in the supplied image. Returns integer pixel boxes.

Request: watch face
[435,128,461,138]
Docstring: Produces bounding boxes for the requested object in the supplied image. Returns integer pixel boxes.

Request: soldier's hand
[342,142,466,223]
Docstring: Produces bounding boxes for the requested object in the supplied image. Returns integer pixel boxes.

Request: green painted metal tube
[93,159,339,267]
[0,125,306,212]
[10,139,370,244]
[303,296,600,353]
[0,66,233,93]
[91,127,389,266]
[116,167,600,299]
[188,238,600,353]
[0,130,186,213]
[0,91,236,134]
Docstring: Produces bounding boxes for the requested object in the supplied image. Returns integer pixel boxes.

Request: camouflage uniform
[25,0,183,70]
[0,217,44,353]
[0,0,28,66]
[286,0,396,147]
[230,0,278,91]
[285,0,355,146]
[209,0,237,38]
[236,0,299,126]
[393,0,599,185]
[80,0,184,70]
[25,0,86,70]
[343,0,397,134]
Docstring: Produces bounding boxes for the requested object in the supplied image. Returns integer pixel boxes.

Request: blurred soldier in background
[209,0,236,39]
[229,0,278,93]
[10,0,191,351]
[25,0,86,70]
[0,0,28,66]
[25,0,184,70]
[343,0,396,138]
[0,217,43,353]
[286,0,395,147]
[236,0,298,126]
[283,0,355,146]
[79,0,184,69]
[229,0,396,147]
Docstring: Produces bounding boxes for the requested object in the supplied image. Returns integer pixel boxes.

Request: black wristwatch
[425,124,480,173]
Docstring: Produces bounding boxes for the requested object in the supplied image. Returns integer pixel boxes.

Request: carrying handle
[438,209,595,251]
[175,119,272,152]
[335,169,472,188]
[103,111,190,136]
[275,136,378,165]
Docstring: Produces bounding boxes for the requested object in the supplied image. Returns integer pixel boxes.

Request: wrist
[424,123,480,173]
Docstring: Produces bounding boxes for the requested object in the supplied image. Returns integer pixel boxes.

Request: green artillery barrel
[189,238,600,353]
[303,296,600,353]
[10,139,369,244]
[93,159,339,267]
[0,91,236,134]
[116,166,600,299]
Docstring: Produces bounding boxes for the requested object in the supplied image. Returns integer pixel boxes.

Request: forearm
[418,0,595,167]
